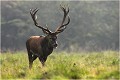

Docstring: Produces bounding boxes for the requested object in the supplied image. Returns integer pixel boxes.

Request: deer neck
[42,37,53,49]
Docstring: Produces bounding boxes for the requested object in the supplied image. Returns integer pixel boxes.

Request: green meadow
[0,51,119,79]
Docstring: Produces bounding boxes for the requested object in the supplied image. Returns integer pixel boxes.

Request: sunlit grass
[0,51,119,79]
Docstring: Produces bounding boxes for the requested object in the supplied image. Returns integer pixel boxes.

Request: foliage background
[1,1,119,51]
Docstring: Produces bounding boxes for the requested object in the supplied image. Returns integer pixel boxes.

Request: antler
[55,5,70,34]
[30,8,52,34]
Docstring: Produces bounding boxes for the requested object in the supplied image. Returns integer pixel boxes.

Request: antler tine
[30,8,38,14]
[59,16,70,29]
[30,8,52,34]
[56,16,70,33]
[55,5,70,34]
[33,9,39,17]
[30,8,39,26]
[60,5,69,15]
[60,5,69,25]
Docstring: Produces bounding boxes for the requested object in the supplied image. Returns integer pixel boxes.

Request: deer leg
[29,51,39,69]
[43,57,47,66]
[28,53,37,69]
[32,55,37,61]
[26,44,33,69]
[38,57,47,66]
[38,57,44,66]
[28,52,33,69]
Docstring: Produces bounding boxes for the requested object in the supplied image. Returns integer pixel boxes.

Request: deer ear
[54,32,59,36]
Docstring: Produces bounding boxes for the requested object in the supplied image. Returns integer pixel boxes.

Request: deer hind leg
[27,50,33,69]
[29,51,39,68]
[26,44,33,69]
[28,52,38,69]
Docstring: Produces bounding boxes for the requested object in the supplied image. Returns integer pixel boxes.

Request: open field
[0,51,119,79]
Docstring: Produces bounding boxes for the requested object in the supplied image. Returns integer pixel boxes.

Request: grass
[0,51,119,79]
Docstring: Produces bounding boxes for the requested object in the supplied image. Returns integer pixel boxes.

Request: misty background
[1,1,119,52]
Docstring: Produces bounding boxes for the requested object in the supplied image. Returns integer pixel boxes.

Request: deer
[26,5,70,69]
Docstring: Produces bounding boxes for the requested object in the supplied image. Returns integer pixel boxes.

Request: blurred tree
[1,1,119,52]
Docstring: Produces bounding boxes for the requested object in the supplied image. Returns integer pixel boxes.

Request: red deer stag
[26,6,70,69]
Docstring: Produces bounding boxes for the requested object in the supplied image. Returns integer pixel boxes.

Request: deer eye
[49,37,53,40]
[55,37,57,39]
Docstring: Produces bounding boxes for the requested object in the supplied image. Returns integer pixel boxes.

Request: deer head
[30,5,70,48]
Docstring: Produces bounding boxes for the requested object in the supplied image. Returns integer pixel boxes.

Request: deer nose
[54,43,58,47]
[53,43,58,48]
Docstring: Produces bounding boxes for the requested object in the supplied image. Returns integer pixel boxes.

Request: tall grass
[0,51,119,79]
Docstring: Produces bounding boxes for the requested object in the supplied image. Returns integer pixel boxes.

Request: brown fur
[26,35,54,69]
[27,6,70,69]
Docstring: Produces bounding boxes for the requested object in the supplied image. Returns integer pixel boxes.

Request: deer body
[26,5,70,69]
[26,36,54,68]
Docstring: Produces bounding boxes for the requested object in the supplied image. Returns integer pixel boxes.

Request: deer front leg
[38,56,47,66]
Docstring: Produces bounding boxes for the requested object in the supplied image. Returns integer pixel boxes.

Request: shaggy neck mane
[41,36,53,56]
[44,37,53,48]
